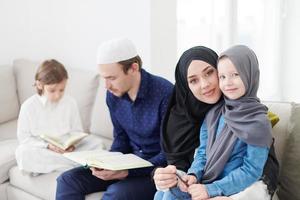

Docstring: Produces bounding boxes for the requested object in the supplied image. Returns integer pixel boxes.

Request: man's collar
[119,69,149,102]
[135,69,148,100]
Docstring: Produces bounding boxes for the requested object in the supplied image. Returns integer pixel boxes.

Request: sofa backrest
[264,101,300,199]
[90,79,113,148]
[0,65,20,140]
[13,59,100,132]
[0,65,19,124]
[264,101,292,165]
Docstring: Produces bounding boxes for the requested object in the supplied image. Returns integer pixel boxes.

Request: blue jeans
[56,167,156,200]
[154,188,191,200]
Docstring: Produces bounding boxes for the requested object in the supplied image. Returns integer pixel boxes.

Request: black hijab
[161,46,219,171]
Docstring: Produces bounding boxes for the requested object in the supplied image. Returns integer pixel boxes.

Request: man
[55,38,174,200]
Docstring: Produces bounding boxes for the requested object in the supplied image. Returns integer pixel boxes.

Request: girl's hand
[188,183,209,200]
[178,174,197,192]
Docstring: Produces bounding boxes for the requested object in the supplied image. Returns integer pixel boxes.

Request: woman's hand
[153,165,178,190]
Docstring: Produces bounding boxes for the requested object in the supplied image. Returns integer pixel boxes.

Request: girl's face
[187,60,222,104]
[38,79,67,102]
[217,58,246,100]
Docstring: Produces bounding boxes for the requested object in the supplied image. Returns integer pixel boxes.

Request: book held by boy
[40,132,88,150]
[63,150,153,170]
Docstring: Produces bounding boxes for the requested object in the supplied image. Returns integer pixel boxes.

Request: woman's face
[187,60,222,104]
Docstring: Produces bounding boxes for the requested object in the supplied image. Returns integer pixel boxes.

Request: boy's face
[217,58,246,100]
[98,63,134,97]
[41,79,67,102]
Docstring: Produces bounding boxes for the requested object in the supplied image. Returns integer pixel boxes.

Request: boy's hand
[47,144,75,153]
[65,145,75,152]
[47,143,65,154]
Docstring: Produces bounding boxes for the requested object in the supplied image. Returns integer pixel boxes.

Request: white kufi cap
[97,38,138,64]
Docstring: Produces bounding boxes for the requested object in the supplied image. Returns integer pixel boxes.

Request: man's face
[98,63,133,97]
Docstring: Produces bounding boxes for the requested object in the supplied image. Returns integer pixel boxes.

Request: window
[177,0,283,100]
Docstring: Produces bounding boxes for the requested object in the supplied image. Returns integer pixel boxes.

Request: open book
[63,150,153,170]
[40,132,88,150]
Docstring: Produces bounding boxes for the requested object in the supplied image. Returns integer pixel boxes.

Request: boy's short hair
[35,59,68,95]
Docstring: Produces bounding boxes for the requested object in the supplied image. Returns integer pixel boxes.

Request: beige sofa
[0,59,113,200]
[0,59,299,200]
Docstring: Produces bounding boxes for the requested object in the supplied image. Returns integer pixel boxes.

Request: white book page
[87,153,153,170]
[63,150,123,166]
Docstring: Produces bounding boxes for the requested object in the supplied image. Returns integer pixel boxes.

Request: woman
[153,46,279,199]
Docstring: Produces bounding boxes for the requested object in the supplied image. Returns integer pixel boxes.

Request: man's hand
[153,165,178,190]
[90,167,128,180]
[188,183,209,200]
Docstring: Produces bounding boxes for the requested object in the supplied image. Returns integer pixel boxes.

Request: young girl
[161,45,273,200]
[16,59,103,174]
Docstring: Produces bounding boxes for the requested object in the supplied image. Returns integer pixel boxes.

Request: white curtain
[177,0,295,102]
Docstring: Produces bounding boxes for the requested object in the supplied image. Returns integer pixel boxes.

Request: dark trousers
[56,167,156,200]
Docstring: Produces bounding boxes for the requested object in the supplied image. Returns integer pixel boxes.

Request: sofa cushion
[277,103,300,200]
[0,119,17,140]
[9,166,61,200]
[90,81,113,149]
[0,65,19,124]
[0,139,18,184]
[0,182,8,200]
[7,184,103,200]
[264,101,292,165]
[9,166,103,200]
[13,59,100,132]
[7,185,41,200]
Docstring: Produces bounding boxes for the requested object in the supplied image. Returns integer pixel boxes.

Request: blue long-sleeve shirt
[106,69,173,177]
[188,115,269,197]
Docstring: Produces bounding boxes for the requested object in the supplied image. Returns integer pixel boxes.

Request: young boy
[16,59,102,174]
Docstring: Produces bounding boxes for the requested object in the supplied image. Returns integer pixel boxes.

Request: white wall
[0,0,153,72]
[2,0,299,102]
[150,0,177,82]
